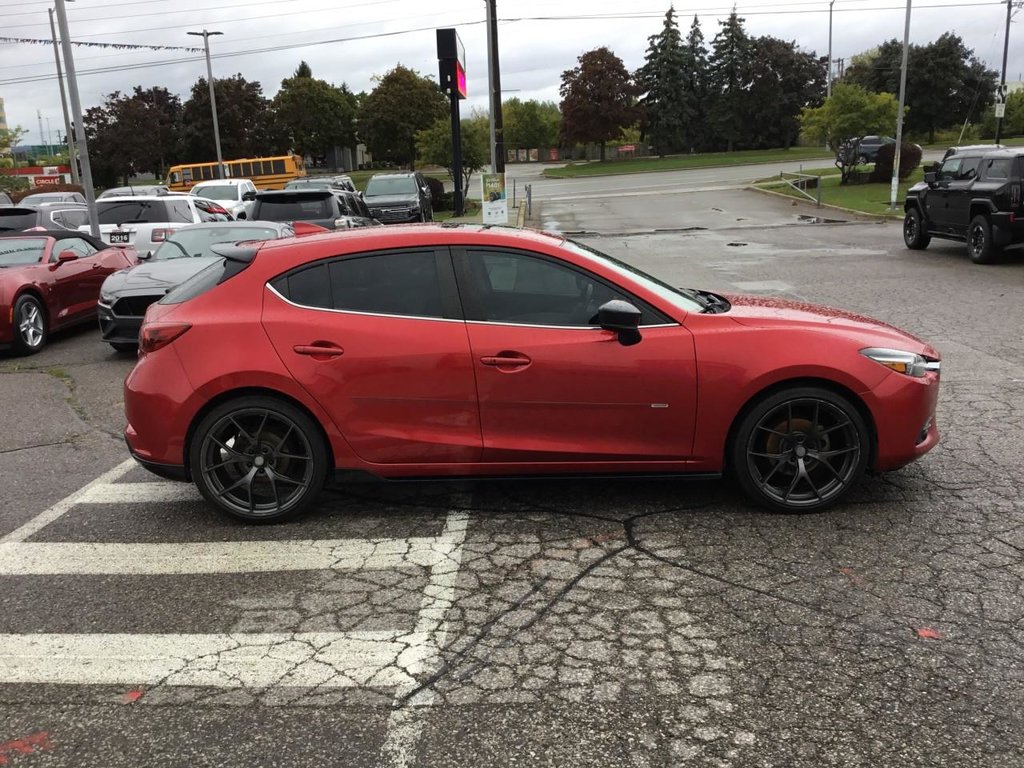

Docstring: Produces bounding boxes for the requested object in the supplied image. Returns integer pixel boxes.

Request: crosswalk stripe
[0,537,457,575]
[0,632,426,688]
[77,482,199,504]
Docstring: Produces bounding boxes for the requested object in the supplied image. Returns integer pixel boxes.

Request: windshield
[21,194,65,204]
[560,238,705,314]
[153,226,280,260]
[0,238,47,266]
[256,198,332,220]
[191,185,238,201]
[364,177,417,196]
[96,199,194,225]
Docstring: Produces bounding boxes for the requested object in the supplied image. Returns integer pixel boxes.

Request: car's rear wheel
[968,214,1001,264]
[190,396,329,523]
[12,294,47,355]
[903,207,930,249]
[731,387,870,513]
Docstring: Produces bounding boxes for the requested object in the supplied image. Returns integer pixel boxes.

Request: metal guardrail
[779,171,821,206]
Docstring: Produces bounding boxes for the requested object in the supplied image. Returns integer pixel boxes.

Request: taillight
[1011,182,1021,209]
[139,322,191,353]
[151,228,177,242]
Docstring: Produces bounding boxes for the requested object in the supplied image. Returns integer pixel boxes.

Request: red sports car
[0,230,137,355]
[124,225,941,522]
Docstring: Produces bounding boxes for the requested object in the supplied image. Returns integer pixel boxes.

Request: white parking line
[0,632,424,688]
[0,537,456,575]
[77,482,199,504]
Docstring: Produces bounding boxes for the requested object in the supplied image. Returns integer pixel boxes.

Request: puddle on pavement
[795,214,847,224]
[726,242,748,247]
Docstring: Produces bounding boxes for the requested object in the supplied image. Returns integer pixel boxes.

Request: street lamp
[187,29,224,179]
[827,0,836,98]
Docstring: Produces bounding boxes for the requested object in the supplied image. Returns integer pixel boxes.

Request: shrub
[0,174,31,195]
[869,142,922,182]
[11,183,85,203]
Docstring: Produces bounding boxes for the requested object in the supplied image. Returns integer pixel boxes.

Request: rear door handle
[480,355,531,367]
[293,343,344,357]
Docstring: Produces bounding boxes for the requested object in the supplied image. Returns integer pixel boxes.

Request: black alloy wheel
[903,208,931,250]
[190,396,329,522]
[12,294,47,355]
[968,214,1001,264]
[731,387,870,513]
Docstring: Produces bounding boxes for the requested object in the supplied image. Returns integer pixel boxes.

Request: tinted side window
[462,249,663,327]
[330,252,443,318]
[955,157,982,181]
[982,158,1012,180]
[937,158,961,181]
[273,159,286,174]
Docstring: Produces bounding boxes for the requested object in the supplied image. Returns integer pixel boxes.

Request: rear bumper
[125,431,189,481]
[991,212,1024,245]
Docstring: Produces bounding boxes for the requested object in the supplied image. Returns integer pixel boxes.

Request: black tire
[967,214,1001,264]
[11,294,47,355]
[858,154,869,166]
[189,396,329,523]
[903,207,930,250]
[730,386,870,513]
[110,342,137,354]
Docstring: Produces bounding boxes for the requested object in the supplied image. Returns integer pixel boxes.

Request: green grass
[756,168,925,217]
[542,147,834,179]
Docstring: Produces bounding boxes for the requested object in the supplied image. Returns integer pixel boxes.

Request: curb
[748,184,902,220]
[542,155,835,181]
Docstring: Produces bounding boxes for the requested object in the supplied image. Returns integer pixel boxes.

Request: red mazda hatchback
[124,225,940,522]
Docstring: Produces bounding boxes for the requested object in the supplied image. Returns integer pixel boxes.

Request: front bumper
[98,297,156,345]
[867,368,941,471]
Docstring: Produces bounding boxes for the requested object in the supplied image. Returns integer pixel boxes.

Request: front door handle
[480,354,531,367]
[293,342,344,358]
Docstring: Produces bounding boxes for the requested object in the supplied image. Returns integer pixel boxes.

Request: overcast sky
[1,0,1021,148]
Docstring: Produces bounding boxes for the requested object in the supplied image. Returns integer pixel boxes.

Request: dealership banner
[481,173,508,225]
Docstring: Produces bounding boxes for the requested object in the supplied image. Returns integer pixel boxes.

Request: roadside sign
[995,103,1006,118]
[481,173,508,224]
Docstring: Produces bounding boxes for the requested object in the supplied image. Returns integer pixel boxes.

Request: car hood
[722,293,938,356]
[102,256,220,294]
[364,194,419,207]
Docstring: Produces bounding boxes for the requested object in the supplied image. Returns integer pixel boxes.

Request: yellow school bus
[167,154,306,192]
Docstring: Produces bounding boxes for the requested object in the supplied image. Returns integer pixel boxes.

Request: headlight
[860,347,939,377]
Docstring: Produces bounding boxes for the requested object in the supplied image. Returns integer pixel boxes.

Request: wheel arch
[11,286,52,330]
[969,199,996,220]
[182,386,336,479]
[723,376,878,472]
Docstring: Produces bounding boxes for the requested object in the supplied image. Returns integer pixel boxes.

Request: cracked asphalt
[1,185,1022,767]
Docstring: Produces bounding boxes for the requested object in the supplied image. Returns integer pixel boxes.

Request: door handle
[293,343,344,357]
[480,355,531,367]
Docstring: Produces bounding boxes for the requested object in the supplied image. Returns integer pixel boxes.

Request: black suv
[363,172,433,223]
[903,148,1024,264]
[251,190,374,229]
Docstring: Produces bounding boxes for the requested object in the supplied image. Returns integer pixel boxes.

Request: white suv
[189,179,258,219]
[82,195,231,252]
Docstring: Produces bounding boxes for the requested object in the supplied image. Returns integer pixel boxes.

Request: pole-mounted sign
[437,28,466,216]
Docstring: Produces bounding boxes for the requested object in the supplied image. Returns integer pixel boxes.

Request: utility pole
[187,29,224,179]
[48,8,79,184]
[994,0,1013,143]
[54,0,100,237]
[889,0,912,210]
[485,0,505,173]
[37,110,46,155]
[827,0,836,98]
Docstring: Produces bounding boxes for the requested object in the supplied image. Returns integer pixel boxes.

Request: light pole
[47,8,79,183]
[54,0,100,237]
[827,0,836,98]
[889,0,912,210]
[187,29,224,179]
[994,0,1013,143]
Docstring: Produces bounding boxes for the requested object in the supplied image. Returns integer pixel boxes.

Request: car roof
[256,189,333,198]
[97,195,185,202]
[170,220,288,232]
[192,179,251,186]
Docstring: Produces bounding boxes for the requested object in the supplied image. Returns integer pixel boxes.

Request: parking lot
[1,184,1023,767]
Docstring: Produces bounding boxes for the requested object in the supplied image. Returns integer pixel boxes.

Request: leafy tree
[683,15,711,151]
[272,63,358,158]
[707,9,752,151]
[416,115,489,199]
[358,65,447,169]
[979,89,1024,137]
[180,74,281,163]
[636,7,691,155]
[82,98,127,188]
[843,34,996,143]
[0,125,29,156]
[745,37,824,149]
[502,98,560,151]
[800,83,900,183]
[559,46,639,161]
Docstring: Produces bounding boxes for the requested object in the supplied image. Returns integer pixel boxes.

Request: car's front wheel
[12,294,47,355]
[731,387,870,513]
[189,396,329,523]
[968,214,1001,264]
[903,207,931,249]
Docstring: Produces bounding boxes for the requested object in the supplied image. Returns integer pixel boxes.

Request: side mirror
[139,250,153,261]
[242,191,256,201]
[57,249,77,263]
[923,171,937,186]
[597,299,642,347]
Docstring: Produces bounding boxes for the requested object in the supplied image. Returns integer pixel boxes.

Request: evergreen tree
[707,8,752,151]
[636,7,691,155]
[684,15,710,151]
